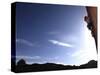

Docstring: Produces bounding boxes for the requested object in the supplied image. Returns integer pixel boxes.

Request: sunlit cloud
[70,49,97,65]
[71,50,85,57]
[16,39,35,47]
[69,26,97,65]
[48,40,73,48]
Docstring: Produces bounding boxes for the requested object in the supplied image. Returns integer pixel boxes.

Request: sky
[15,2,97,65]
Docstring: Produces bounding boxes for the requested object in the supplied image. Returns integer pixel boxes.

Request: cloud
[48,40,73,48]
[47,56,59,60]
[70,49,97,65]
[71,50,83,57]
[14,55,59,60]
[15,56,41,60]
[15,55,71,65]
[16,39,35,47]
[47,31,60,35]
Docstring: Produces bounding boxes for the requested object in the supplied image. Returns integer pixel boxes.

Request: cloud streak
[16,39,35,47]
[15,56,41,59]
[14,55,60,64]
[47,31,60,35]
[14,55,59,61]
[48,40,73,48]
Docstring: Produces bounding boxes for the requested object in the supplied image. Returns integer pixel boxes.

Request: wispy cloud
[48,40,73,48]
[14,55,59,60]
[15,56,41,60]
[47,31,60,35]
[16,39,35,47]
[71,49,97,59]
[71,50,83,57]
[14,55,60,64]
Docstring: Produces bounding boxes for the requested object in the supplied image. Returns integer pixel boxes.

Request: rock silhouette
[14,59,97,73]
[17,59,26,66]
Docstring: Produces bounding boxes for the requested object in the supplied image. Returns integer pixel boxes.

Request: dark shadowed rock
[15,59,97,73]
[17,59,26,66]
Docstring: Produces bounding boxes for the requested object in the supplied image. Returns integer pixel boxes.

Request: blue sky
[15,2,97,65]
